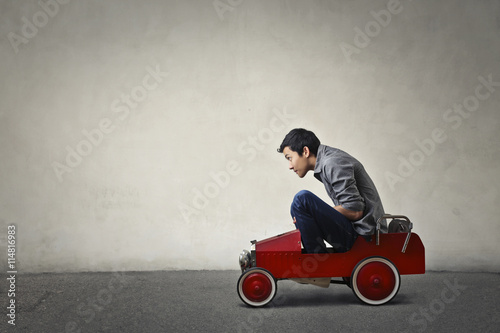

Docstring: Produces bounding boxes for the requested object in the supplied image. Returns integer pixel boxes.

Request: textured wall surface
[1,0,499,273]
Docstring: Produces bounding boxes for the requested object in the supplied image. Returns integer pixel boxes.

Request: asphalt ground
[1,270,499,333]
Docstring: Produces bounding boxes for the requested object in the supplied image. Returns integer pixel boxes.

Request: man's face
[283,146,310,178]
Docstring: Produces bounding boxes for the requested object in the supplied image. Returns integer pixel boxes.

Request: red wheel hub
[356,262,396,301]
[242,272,272,302]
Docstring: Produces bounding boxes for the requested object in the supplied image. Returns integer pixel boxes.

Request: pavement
[1,270,499,333]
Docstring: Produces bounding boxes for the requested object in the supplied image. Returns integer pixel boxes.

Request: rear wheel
[237,268,277,307]
[351,257,400,305]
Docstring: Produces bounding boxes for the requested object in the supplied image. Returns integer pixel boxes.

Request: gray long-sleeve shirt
[313,144,386,235]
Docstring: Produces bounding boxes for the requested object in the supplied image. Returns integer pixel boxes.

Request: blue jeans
[290,190,358,254]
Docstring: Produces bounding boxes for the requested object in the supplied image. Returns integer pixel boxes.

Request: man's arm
[324,155,365,221]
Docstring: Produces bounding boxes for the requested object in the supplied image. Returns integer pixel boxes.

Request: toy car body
[237,215,425,306]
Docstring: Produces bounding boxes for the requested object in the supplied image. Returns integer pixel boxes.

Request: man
[277,128,386,253]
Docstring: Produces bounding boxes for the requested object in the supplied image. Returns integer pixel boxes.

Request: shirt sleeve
[324,156,365,212]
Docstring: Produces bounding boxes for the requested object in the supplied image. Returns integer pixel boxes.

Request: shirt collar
[313,144,326,175]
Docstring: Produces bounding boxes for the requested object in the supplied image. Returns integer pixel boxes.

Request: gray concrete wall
[1,0,499,273]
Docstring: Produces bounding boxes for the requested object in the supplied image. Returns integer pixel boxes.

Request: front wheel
[351,257,400,305]
[237,268,277,307]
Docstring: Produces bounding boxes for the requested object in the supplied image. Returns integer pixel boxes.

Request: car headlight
[239,249,252,272]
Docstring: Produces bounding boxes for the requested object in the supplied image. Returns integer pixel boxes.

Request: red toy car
[237,215,425,306]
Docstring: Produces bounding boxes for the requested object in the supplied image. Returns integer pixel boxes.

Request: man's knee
[293,190,314,203]
[291,190,315,214]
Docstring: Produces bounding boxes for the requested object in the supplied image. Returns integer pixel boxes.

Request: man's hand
[335,205,363,221]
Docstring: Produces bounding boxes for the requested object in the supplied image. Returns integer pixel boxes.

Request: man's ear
[302,146,310,157]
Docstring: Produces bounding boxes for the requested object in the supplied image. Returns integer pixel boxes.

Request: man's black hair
[277,128,321,156]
